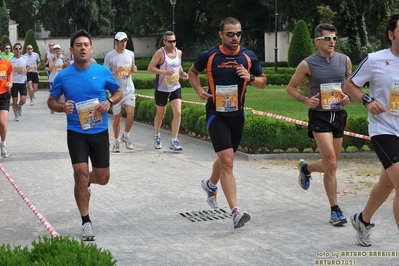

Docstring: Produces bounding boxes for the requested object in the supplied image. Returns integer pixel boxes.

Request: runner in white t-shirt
[345,12,399,247]
[24,45,41,106]
[103,32,137,152]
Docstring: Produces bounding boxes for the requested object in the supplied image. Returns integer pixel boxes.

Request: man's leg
[73,163,91,217]
[154,105,166,135]
[384,164,399,229]
[27,81,34,102]
[113,112,122,139]
[12,97,18,116]
[214,148,236,209]
[124,105,135,134]
[361,168,394,223]
[0,109,8,141]
[169,99,182,139]
[308,132,341,207]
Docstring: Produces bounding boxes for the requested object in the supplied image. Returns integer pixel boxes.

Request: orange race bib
[166,72,179,89]
[320,83,342,110]
[116,64,130,79]
[388,81,399,116]
[75,98,102,130]
[215,84,238,112]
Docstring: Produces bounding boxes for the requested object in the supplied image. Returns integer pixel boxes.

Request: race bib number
[14,66,23,75]
[117,64,130,79]
[388,81,399,116]
[75,98,102,130]
[215,84,238,112]
[28,65,36,72]
[166,72,179,89]
[54,64,63,72]
[320,83,342,110]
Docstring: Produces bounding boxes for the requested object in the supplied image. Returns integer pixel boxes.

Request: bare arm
[286,60,320,108]
[147,49,173,76]
[178,49,188,80]
[188,65,212,100]
[48,94,71,113]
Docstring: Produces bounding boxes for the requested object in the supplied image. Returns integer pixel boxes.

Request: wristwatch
[249,74,255,83]
[361,94,374,106]
[107,97,114,105]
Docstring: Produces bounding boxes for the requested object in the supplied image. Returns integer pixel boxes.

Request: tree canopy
[3,0,399,62]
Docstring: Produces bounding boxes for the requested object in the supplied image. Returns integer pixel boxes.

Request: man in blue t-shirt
[48,29,122,241]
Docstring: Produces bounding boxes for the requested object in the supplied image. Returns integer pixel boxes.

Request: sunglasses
[14,48,22,50]
[225,31,242,37]
[167,40,176,43]
[316,36,337,41]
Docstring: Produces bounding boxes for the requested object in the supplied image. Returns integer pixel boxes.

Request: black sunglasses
[14,48,22,50]
[167,40,176,43]
[316,36,337,41]
[225,31,242,37]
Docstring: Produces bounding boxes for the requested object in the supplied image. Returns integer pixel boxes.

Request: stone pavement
[0,91,398,266]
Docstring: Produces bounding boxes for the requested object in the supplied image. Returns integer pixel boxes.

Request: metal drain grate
[180,208,231,222]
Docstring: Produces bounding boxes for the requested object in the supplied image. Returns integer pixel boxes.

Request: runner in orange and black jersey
[193,45,263,116]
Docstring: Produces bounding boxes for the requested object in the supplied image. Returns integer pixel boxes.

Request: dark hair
[13,42,22,49]
[385,12,399,45]
[163,31,175,40]
[314,24,337,38]
[70,29,92,47]
[0,42,3,52]
[4,43,11,48]
[219,17,240,32]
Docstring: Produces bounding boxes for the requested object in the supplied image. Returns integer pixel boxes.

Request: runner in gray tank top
[286,23,353,226]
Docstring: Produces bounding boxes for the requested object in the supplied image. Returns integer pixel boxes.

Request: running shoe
[169,139,183,151]
[351,213,375,247]
[232,208,251,229]
[17,105,22,116]
[14,115,19,121]
[30,101,34,106]
[153,134,162,149]
[1,146,9,158]
[112,139,120,153]
[81,222,96,241]
[121,135,133,150]
[297,159,312,190]
[329,208,348,226]
[201,179,218,209]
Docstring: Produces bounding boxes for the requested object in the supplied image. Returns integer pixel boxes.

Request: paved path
[0,91,398,266]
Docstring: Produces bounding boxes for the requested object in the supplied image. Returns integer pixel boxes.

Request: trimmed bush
[288,20,314,68]
[0,35,11,49]
[23,29,41,59]
[0,236,116,265]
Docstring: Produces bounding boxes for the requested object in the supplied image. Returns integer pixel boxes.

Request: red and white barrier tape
[136,94,370,140]
[0,164,59,237]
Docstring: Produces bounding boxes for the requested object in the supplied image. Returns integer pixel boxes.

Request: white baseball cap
[115,32,128,41]
[53,44,61,49]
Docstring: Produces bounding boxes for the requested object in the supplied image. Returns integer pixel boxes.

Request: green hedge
[0,236,116,265]
[135,96,370,154]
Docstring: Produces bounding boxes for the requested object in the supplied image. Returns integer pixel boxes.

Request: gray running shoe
[81,222,96,241]
[169,139,182,151]
[201,179,218,209]
[17,105,22,116]
[112,139,120,153]
[14,115,19,121]
[1,146,9,158]
[351,213,374,247]
[30,101,34,106]
[121,135,133,150]
[232,208,251,229]
[153,134,162,149]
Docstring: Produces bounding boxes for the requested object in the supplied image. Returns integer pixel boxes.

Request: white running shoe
[201,179,218,209]
[81,222,96,241]
[153,134,162,149]
[1,146,9,158]
[30,101,34,106]
[169,139,182,151]
[112,139,120,153]
[121,135,133,150]
[351,213,374,247]
[17,105,22,116]
[232,208,251,229]
[14,115,19,121]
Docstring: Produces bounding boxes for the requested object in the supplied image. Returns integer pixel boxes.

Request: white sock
[123,132,129,137]
[208,180,217,190]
